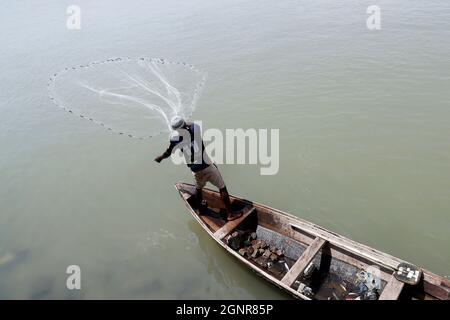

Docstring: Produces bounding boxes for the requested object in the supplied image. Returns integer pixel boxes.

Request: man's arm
[154,143,175,163]
[154,132,182,163]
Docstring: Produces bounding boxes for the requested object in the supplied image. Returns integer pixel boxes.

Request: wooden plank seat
[281,237,327,287]
[213,207,256,239]
[379,274,405,300]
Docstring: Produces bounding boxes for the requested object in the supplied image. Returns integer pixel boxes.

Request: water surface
[1,0,450,298]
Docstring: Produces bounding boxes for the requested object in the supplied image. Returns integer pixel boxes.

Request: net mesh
[48,57,207,139]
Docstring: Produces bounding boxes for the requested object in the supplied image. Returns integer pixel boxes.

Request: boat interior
[177,183,446,300]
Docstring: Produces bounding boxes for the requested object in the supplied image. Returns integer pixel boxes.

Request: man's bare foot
[197,200,208,216]
[226,211,243,221]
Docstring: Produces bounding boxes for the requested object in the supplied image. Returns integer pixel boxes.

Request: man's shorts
[192,164,226,190]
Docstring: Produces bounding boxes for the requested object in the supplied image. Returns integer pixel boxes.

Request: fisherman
[155,116,243,221]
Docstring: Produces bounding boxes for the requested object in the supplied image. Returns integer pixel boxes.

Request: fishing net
[48,57,207,139]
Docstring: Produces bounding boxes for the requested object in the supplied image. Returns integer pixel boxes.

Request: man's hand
[154,155,164,163]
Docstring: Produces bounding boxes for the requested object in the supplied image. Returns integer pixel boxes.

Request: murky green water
[1,0,449,299]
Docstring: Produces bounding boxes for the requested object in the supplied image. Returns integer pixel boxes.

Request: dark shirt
[166,122,210,172]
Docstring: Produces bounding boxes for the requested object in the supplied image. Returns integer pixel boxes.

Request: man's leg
[219,187,243,221]
[193,171,207,214]
[196,187,207,214]
[206,164,243,221]
[219,187,232,211]
[196,188,203,204]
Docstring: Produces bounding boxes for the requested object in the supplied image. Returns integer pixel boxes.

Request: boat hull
[175,182,450,300]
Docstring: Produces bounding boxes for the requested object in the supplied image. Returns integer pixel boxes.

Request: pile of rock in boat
[226,230,381,300]
[226,231,286,269]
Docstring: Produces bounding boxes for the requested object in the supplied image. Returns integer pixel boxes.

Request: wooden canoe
[175,182,450,300]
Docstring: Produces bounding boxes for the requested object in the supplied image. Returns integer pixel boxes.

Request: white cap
[170,116,185,130]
